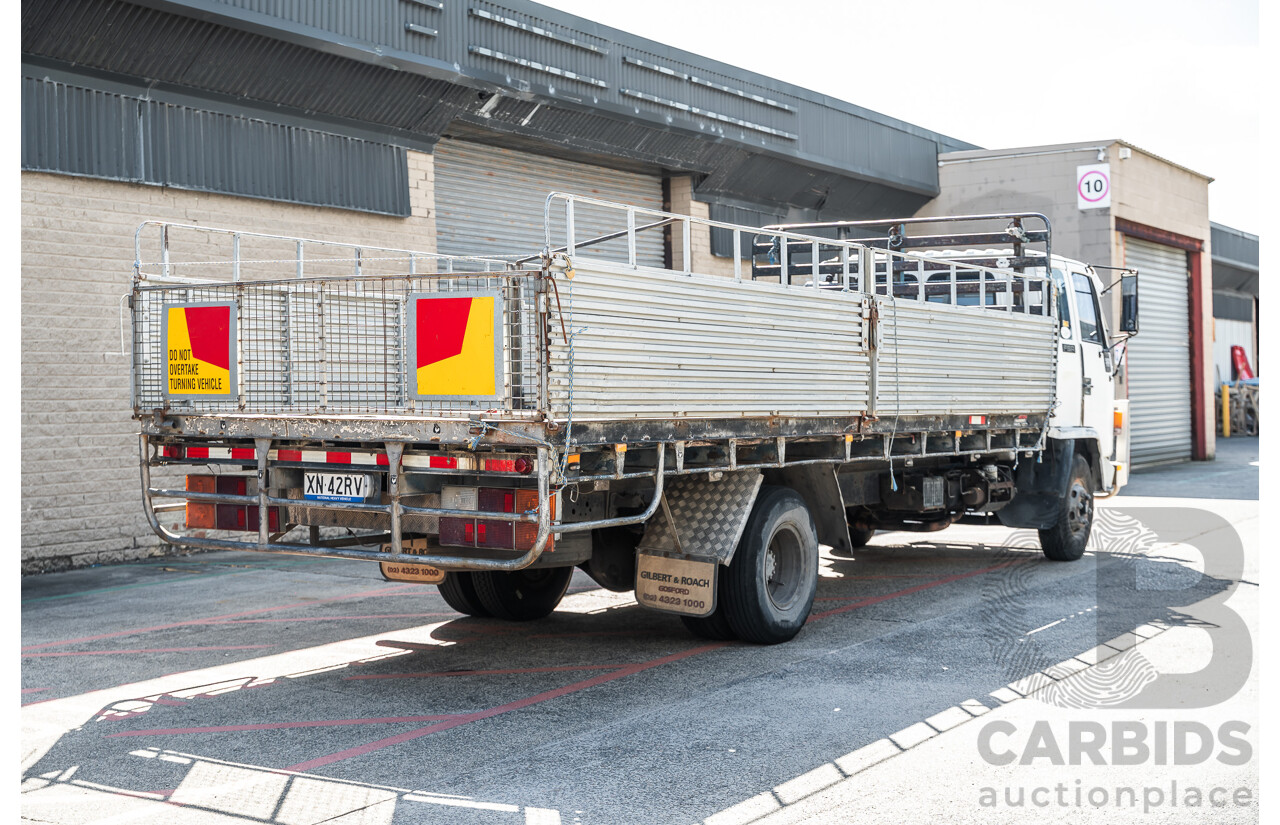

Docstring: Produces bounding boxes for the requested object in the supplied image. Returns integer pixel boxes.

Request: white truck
[131,194,1137,644]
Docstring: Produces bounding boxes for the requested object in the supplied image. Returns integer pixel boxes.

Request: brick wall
[667,176,737,279]
[21,151,435,571]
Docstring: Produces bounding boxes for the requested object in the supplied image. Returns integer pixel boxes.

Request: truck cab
[1049,261,1136,495]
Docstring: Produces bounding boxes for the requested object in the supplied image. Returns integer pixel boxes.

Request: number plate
[304,472,372,503]
[635,553,717,617]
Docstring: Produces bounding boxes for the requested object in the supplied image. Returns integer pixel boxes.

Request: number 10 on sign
[1077,163,1111,210]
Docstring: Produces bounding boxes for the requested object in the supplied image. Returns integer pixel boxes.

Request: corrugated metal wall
[21,75,410,216]
[1123,237,1193,464]
[1213,318,1255,385]
[433,138,664,265]
[547,261,870,420]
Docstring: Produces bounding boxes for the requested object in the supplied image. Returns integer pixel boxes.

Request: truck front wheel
[1038,455,1094,562]
[471,566,574,621]
[721,486,819,644]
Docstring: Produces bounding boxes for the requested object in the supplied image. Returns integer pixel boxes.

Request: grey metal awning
[1211,222,1258,297]
[22,0,977,216]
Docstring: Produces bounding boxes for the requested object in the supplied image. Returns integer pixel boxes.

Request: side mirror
[1120,273,1139,334]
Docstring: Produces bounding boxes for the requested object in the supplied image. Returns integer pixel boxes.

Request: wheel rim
[1066,479,1093,538]
[764,524,805,610]
[514,568,555,600]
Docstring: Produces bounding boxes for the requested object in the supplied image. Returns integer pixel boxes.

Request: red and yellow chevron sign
[413,294,500,398]
[165,303,234,397]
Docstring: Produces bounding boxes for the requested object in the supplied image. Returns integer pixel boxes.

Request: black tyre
[1038,454,1094,562]
[437,572,491,617]
[721,486,819,644]
[471,565,574,621]
[679,574,737,640]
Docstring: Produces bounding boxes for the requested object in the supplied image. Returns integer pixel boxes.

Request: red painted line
[345,663,625,681]
[811,559,1024,620]
[21,688,49,694]
[108,714,464,738]
[327,452,352,464]
[286,643,725,773]
[21,583,418,652]
[277,449,302,462]
[23,645,273,659]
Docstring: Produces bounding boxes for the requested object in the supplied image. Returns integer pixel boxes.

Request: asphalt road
[20,439,1259,824]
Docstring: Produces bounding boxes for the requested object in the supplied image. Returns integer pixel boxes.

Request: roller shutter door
[434,139,665,267]
[1124,236,1192,464]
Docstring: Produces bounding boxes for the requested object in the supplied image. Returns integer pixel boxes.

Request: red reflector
[464,522,475,542]
[968,415,987,426]
[439,517,470,546]
[162,446,184,459]
[186,447,210,459]
[327,452,352,464]
[476,518,514,549]
[486,458,517,473]
[230,448,256,460]
[216,504,247,531]
[277,449,302,462]
[429,456,459,469]
[215,476,248,496]
[213,504,280,532]
[514,457,532,474]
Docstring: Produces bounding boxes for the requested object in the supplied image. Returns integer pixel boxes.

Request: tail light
[184,474,278,533]
[439,485,554,551]
[481,456,534,474]
[185,475,216,528]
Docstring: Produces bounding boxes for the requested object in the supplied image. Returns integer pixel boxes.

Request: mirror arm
[1095,265,1138,295]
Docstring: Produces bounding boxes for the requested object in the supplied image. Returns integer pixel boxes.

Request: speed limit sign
[1077,164,1111,209]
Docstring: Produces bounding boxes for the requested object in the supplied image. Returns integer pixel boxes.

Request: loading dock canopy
[1210,223,1258,297]
[22,0,974,217]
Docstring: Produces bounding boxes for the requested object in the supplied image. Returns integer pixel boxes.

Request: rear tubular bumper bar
[139,434,665,571]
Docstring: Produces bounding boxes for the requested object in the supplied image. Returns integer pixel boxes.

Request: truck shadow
[23,531,1238,825]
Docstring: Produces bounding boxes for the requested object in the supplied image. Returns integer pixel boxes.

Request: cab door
[1069,269,1116,475]
[1051,268,1083,428]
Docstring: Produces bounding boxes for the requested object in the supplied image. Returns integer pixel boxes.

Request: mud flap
[997,439,1076,530]
[635,553,717,617]
[634,470,762,617]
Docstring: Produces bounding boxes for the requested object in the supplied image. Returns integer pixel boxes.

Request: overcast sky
[537,0,1260,235]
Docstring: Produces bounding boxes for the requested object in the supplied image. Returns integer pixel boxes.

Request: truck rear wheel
[471,566,574,621]
[437,572,491,617]
[1038,455,1093,562]
[721,486,819,644]
[680,576,737,640]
